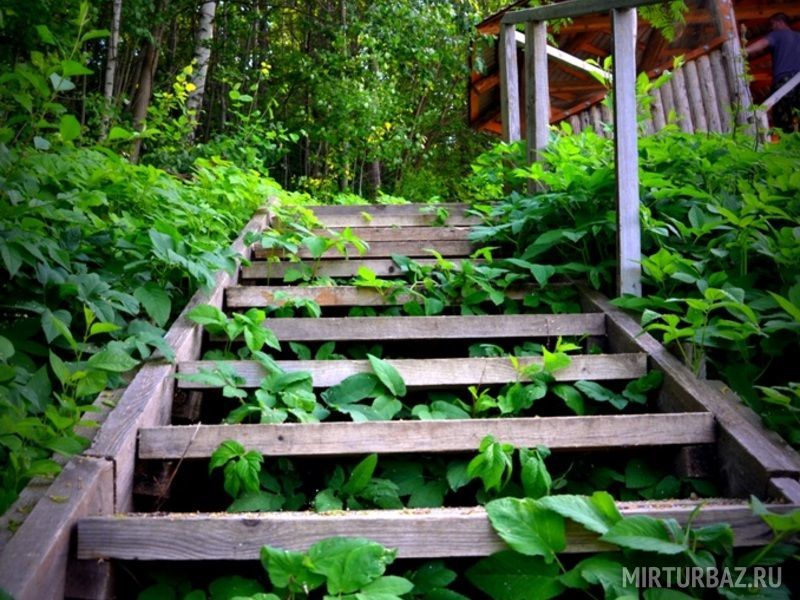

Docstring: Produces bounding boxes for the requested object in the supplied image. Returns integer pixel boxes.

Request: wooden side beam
[525,21,551,175]
[578,287,800,497]
[177,353,648,389]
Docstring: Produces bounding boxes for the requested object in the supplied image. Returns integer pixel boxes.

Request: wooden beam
[139,412,715,459]
[514,30,612,81]
[578,287,800,496]
[501,0,664,25]
[670,67,695,132]
[612,7,641,297]
[683,60,708,133]
[252,314,608,342]
[761,71,800,110]
[77,502,794,560]
[254,240,475,260]
[177,353,648,389]
[709,50,734,131]
[711,0,753,126]
[499,23,521,142]
[308,203,470,216]
[525,21,551,178]
[240,258,483,280]
[0,457,113,600]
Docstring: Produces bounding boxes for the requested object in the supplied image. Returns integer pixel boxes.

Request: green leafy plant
[187,305,280,359]
[321,354,407,421]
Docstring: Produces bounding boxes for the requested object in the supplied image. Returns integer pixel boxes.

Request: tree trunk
[101,0,123,137]
[186,1,217,139]
[367,159,381,198]
[130,1,167,163]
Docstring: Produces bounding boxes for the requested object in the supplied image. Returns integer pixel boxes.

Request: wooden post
[709,50,733,131]
[612,7,641,297]
[499,23,521,142]
[525,21,549,162]
[671,68,695,133]
[684,61,708,133]
[650,88,666,130]
[697,55,723,132]
[711,0,753,128]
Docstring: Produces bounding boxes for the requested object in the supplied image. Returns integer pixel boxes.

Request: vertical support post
[612,8,641,297]
[499,23,521,142]
[525,21,549,162]
[710,0,753,129]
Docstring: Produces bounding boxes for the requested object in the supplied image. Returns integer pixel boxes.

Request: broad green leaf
[314,488,344,512]
[322,373,378,406]
[134,283,172,327]
[600,515,686,554]
[485,498,566,562]
[537,492,621,535]
[306,537,396,595]
[551,384,585,415]
[519,447,551,499]
[59,114,81,142]
[260,546,325,593]
[343,454,378,496]
[367,354,406,397]
[208,575,265,599]
[358,575,414,596]
[466,551,563,600]
[87,347,138,372]
[0,336,14,361]
[574,380,628,410]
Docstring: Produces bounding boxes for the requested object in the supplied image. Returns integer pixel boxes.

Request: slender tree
[186,0,217,139]
[100,0,123,138]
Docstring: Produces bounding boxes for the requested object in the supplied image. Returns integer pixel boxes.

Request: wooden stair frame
[2,202,799,599]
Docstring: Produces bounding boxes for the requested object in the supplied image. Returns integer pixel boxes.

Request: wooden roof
[469,0,800,135]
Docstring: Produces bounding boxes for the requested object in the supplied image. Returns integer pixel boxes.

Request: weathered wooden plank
[501,0,663,25]
[252,314,607,342]
[499,23,521,142]
[308,203,469,216]
[0,457,113,600]
[696,55,723,132]
[649,87,666,130]
[670,68,695,133]
[86,211,270,511]
[227,285,412,308]
[683,61,708,133]
[177,353,648,389]
[769,477,800,504]
[139,412,715,459]
[709,50,733,131]
[578,286,800,496]
[313,226,473,242]
[660,78,675,122]
[254,240,475,260]
[612,8,641,297]
[241,258,480,280]
[226,284,540,309]
[313,213,480,228]
[77,501,792,560]
[525,20,549,168]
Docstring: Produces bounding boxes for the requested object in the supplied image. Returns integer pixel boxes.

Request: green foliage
[470,131,800,448]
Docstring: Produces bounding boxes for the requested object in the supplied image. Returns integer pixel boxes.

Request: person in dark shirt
[746,12,800,132]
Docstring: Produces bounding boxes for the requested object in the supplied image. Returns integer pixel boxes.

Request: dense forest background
[1,0,510,199]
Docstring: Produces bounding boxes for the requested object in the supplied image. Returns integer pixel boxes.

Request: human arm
[745,36,770,57]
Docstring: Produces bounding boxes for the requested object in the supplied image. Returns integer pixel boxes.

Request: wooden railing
[499,0,669,297]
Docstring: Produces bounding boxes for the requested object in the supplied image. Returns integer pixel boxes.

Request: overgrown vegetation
[468,128,800,449]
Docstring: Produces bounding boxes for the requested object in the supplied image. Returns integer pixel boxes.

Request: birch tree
[101,0,123,137]
[186,0,217,138]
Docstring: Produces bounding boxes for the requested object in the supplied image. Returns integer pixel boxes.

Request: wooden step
[313,226,473,241]
[225,284,539,308]
[254,240,475,259]
[77,501,780,560]
[177,354,647,389]
[308,203,471,216]
[241,258,481,280]
[138,413,715,459]
[221,314,606,342]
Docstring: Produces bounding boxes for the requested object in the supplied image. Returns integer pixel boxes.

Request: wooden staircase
[1,203,799,598]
